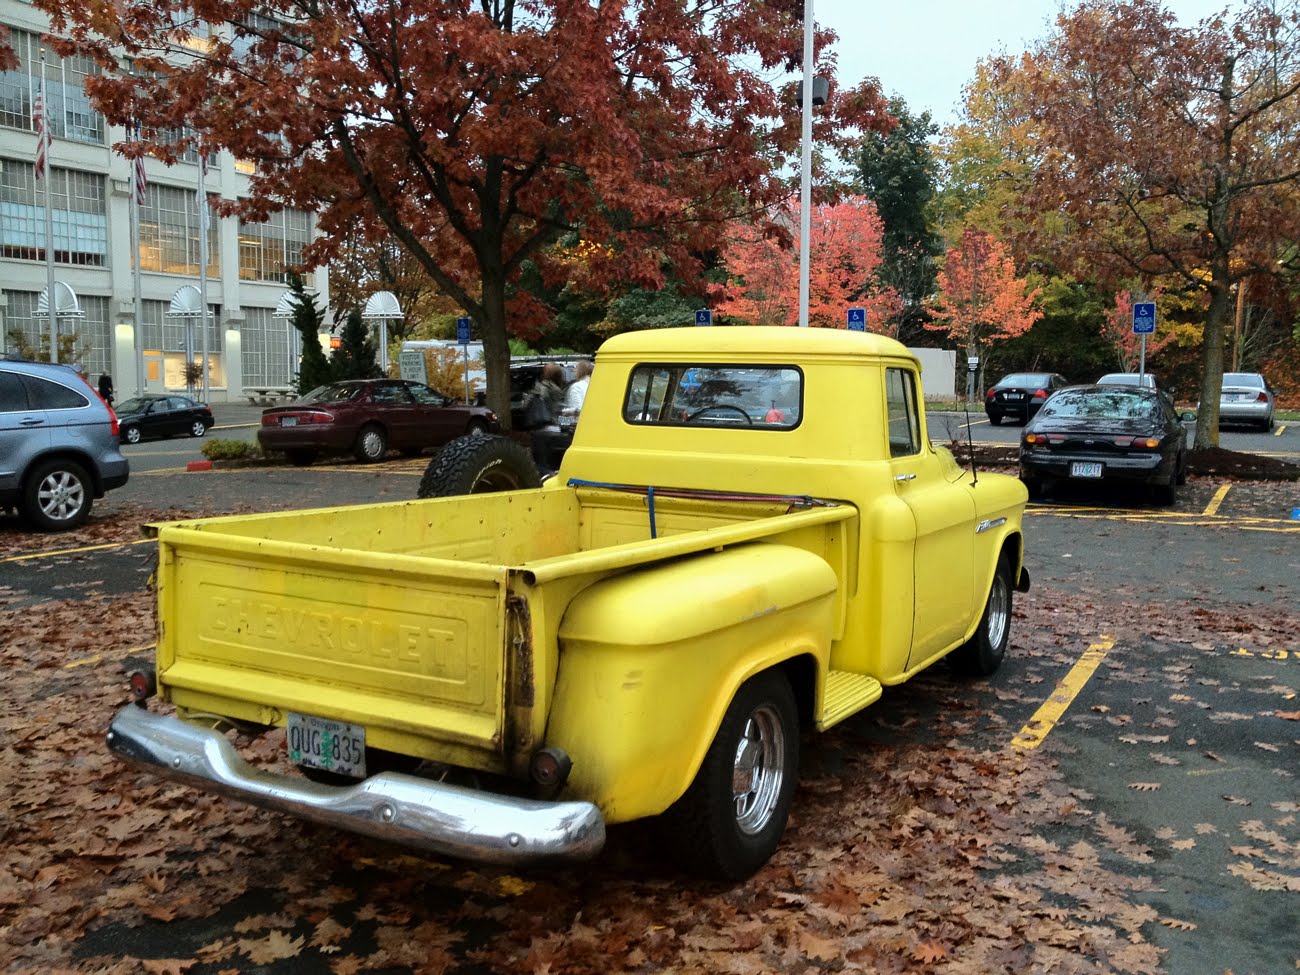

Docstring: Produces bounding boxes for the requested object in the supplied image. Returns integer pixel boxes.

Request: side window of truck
[885,368,921,457]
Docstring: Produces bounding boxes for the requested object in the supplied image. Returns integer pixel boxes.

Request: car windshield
[115,397,151,414]
[998,373,1051,387]
[298,384,366,404]
[1223,373,1264,388]
[1040,389,1160,420]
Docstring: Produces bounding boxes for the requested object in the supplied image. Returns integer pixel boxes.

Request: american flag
[132,124,148,206]
[32,80,48,180]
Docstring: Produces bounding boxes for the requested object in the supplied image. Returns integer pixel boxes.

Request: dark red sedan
[258,379,498,466]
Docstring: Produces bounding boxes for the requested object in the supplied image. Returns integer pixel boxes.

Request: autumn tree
[926,227,1042,377]
[998,0,1300,447]
[1100,289,1176,373]
[717,197,899,331]
[43,0,888,428]
[328,234,457,343]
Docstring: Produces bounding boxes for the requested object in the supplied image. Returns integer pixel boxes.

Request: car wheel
[353,424,388,462]
[1155,471,1178,506]
[1175,450,1188,486]
[1022,477,1045,502]
[417,435,541,497]
[987,413,1002,426]
[466,419,489,436]
[286,449,318,467]
[122,425,142,445]
[663,670,799,880]
[22,460,93,531]
[189,420,208,438]
[950,555,1013,677]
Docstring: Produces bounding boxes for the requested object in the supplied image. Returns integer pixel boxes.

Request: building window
[240,306,292,389]
[0,159,108,266]
[138,297,225,389]
[0,30,104,145]
[3,289,112,379]
[139,184,220,277]
[239,209,312,284]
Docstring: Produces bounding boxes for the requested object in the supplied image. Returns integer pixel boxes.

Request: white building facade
[0,0,328,402]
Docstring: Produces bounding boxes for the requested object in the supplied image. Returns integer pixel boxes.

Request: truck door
[884,367,976,668]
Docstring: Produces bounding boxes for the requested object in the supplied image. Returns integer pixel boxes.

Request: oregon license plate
[1070,461,1103,478]
[281,416,297,427]
[287,712,366,778]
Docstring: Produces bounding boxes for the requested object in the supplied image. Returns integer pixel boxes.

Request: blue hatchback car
[0,357,129,530]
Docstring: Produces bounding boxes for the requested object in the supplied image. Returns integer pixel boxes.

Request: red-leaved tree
[35,0,889,425]
[926,227,1041,366]
[1101,290,1174,372]
[717,197,900,331]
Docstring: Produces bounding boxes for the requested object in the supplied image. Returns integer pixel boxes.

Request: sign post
[967,355,979,404]
[847,307,866,332]
[694,309,713,327]
[457,316,471,404]
[1132,302,1156,385]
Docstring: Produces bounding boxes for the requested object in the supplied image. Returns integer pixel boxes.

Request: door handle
[20,418,44,426]
[894,473,916,481]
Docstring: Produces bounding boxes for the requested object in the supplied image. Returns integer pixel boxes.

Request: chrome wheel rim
[124,427,141,444]
[38,471,85,523]
[987,574,1010,650]
[360,430,383,458]
[732,704,785,835]
[191,422,205,437]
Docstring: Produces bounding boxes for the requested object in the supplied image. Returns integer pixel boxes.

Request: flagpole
[798,0,814,328]
[130,122,146,396]
[39,52,59,362]
[197,147,210,402]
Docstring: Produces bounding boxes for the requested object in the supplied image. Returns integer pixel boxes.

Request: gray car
[0,357,130,530]
[1214,372,1275,430]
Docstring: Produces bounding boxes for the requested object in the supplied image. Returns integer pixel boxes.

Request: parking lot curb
[186,461,213,472]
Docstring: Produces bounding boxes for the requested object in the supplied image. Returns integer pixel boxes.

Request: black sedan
[985,372,1070,425]
[258,379,499,465]
[115,394,214,445]
[1018,385,1189,505]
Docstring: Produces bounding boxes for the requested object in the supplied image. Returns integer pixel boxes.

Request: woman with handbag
[523,362,566,471]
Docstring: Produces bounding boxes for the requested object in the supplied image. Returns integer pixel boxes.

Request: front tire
[417,435,540,497]
[23,460,93,531]
[951,555,1013,676]
[353,424,388,462]
[663,670,799,880]
[189,420,207,438]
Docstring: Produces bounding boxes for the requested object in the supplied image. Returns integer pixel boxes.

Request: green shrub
[200,439,260,461]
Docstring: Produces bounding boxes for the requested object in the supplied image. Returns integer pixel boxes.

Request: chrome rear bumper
[107,705,605,864]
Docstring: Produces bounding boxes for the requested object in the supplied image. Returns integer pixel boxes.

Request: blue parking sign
[847,307,866,332]
[695,308,713,326]
[1132,302,1156,335]
[456,316,471,345]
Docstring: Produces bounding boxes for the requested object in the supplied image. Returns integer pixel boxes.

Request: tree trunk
[1194,272,1232,449]
[479,271,514,432]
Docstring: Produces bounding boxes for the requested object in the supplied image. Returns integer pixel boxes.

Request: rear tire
[417,435,540,497]
[189,420,207,438]
[353,424,387,462]
[1021,477,1045,502]
[987,413,1002,426]
[23,460,93,531]
[663,670,799,880]
[1155,476,1177,506]
[122,425,142,445]
[951,555,1013,676]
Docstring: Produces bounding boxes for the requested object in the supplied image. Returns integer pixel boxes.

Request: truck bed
[152,486,854,772]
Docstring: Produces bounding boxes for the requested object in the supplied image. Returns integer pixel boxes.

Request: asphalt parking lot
[0,456,1296,974]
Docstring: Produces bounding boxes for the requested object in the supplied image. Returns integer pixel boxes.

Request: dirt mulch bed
[953,443,1299,481]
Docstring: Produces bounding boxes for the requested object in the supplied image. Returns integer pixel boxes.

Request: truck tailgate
[156,526,510,757]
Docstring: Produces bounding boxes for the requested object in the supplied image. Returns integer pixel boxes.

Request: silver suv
[0,357,129,531]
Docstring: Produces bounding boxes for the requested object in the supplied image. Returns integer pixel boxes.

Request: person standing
[524,362,566,472]
[564,359,593,412]
[97,373,114,407]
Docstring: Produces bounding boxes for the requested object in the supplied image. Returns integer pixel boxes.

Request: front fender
[547,543,836,823]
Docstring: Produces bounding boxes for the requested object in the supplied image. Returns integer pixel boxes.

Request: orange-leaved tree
[1100,289,1176,372]
[926,227,1041,371]
[37,0,889,427]
[717,197,900,331]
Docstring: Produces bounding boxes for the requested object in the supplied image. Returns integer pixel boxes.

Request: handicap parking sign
[1132,302,1156,335]
[847,307,866,332]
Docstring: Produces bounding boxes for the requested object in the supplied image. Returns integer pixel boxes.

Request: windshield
[1041,389,1160,420]
[115,397,151,414]
[298,384,365,404]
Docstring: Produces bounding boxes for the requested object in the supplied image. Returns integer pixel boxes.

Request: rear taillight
[1130,437,1161,449]
[107,405,119,437]
[1031,388,1049,400]
[1256,391,1269,403]
[128,668,156,702]
[1024,432,1050,445]
[986,388,996,400]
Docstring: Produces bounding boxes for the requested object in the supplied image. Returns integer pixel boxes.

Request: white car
[1097,372,1158,389]
[1214,372,1276,431]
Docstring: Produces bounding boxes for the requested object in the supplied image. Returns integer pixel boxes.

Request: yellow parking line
[1011,635,1115,751]
[0,538,152,564]
[1203,484,1231,516]
[1274,424,1286,436]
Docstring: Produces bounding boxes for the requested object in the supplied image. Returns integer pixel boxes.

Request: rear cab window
[623,364,803,429]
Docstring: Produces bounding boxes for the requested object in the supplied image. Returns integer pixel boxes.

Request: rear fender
[548,544,836,823]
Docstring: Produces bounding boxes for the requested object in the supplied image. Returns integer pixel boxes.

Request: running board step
[817,670,884,731]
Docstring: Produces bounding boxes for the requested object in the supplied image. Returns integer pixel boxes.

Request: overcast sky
[814,0,1242,127]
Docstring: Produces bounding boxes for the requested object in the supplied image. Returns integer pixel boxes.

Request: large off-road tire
[951,555,1013,677]
[23,459,93,531]
[353,423,388,463]
[416,435,540,497]
[662,670,799,881]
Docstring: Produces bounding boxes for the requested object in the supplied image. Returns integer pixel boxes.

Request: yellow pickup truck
[109,326,1029,879]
